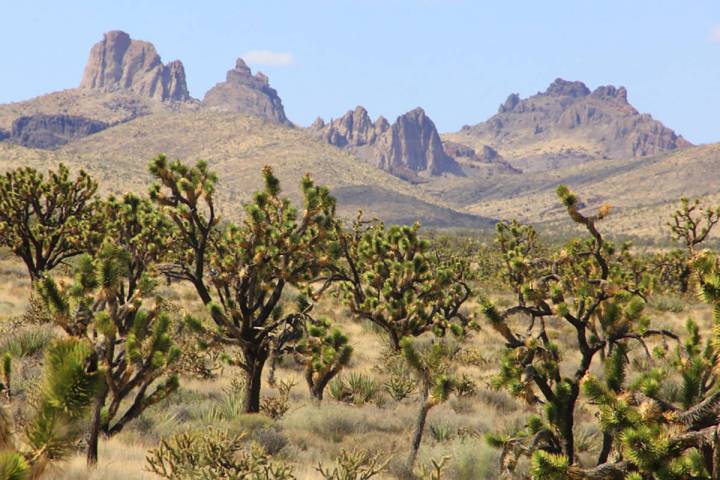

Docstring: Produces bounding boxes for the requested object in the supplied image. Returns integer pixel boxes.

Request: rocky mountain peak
[591,85,630,105]
[544,78,591,97]
[202,57,290,125]
[232,58,252,76]
[79,30,190,102]
[312,106,461,180]
[375,116,390,132]
[309,117,326,130]
[454,78,691,172]
[499,93,521,113]
[382,107,460,177]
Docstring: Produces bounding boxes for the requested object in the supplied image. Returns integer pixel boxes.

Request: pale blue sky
[2,1,719,143]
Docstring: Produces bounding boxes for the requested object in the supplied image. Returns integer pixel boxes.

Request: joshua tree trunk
[407,382,431,470]
[86,383,108,467]
[560,393,578,464]
[243,351,267,413]
[597,432,613,465]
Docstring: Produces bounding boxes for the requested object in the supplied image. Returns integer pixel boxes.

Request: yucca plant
[569,311,720,478]
[37,192,181,466]
[150,156,338,413]
[0,338,100,480]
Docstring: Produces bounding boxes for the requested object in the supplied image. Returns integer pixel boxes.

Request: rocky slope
[8,114,109,149]
[442,141,519,173]
[202,59,290,125]
[80,30,190,102]
[311,106,461,181]
[446,78,691,172]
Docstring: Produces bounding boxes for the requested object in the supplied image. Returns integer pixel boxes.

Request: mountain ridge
[0,31,714,237]
[445,78,691,172]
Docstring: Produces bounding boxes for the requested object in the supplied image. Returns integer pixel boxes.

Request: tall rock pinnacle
[202,58,290,125]
[312,106,461,180]
[79,31,190,102]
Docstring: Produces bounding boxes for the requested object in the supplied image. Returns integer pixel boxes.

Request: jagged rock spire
[80,31,189,101]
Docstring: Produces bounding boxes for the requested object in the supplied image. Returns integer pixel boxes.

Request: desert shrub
[475,388,518,413]
[378,354,417,402]
[253,427,289,455]
[448,396,476,415]
[417,456,451,480]
[450,439,498,480]
[19,293,53,325]
[428,422,455,443]
[649,293,685,313]
[260,378,296,420]
[203,378,247,424]
[233,414,274,435]
[146,428,295,479]
[453,374,478,398]
[456,346,490,367]
[317,449,391,480]
[282,405,397,443]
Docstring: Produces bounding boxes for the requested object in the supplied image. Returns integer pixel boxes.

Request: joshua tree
[401,336,457,470]
[530,250,720,478]
[294,314,353,401]
[483,186,674,474]
[669,197,720,255]
[0,164,102,281]
[0,338,100,479]
[658,197,720,293]
[328,218,473,351]
[38,193,180,466]
[150,155,338,413]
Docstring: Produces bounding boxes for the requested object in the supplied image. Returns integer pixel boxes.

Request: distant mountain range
[0,30,715,238]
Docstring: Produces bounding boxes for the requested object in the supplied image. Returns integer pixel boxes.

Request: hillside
[0,111,492,228]
[418,143,720,238]
[0,89,188,133]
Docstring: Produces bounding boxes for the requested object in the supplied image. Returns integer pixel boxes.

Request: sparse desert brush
[316,448,391,480]
[649,293,686,313]
[328,372,381,406]
[146,428,295,479]
[0,324,55,359]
